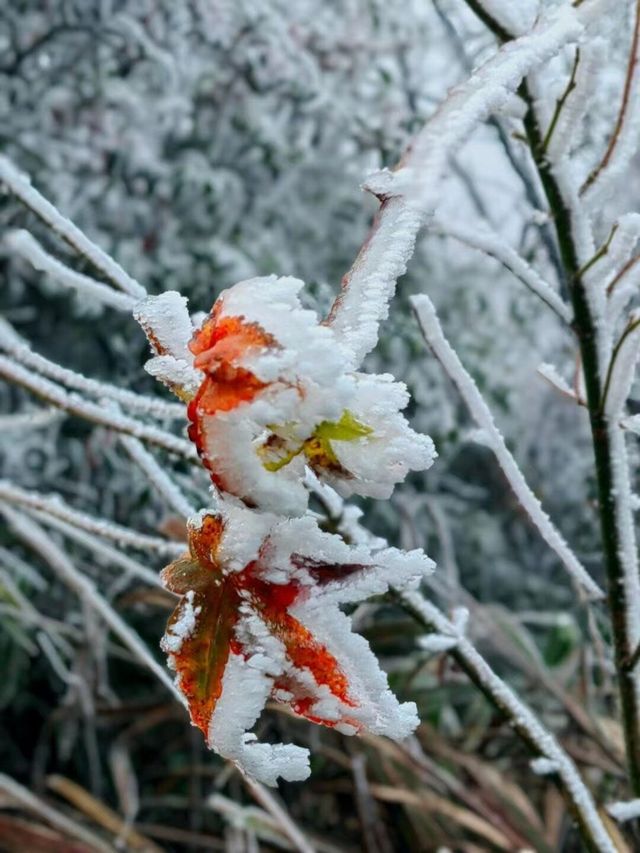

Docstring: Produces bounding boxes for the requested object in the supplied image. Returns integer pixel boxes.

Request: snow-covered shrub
[3,1,640,850]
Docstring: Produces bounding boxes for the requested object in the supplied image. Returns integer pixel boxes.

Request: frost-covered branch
[119,435,196,519]
[463,0,640,801]
[0,317,184,420]
[327,0,604,365]
[402,589,616,853]
[0,355,195,459]
[0,505,179,698]
[411,293,603,601]
[432,217,571,322]
[0,480,184,557]
[0,155,146,299]
[25,509,165,590]
[5,229,137,312]
[581,0,640,197]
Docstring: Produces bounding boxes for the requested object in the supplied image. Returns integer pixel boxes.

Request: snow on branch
[411,294,604,601]
[581,0,640,200]
[0,317,184,421]
[0,155,146,299]
[119,435,196,519]
[606,798,640,823]
[0,355,195,459]
[402,590,616,853]
[432,217,571,322]
[26,509,164,590]
[0,480,184,557]
[328,1,601,365]
[602,313,640,417]
[5,229,137,312]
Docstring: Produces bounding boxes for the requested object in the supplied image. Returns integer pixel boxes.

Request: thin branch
[1,505,180,700]
[327,1,599,366]
[0,774,115,853]
[600,315,640,414]
[411,294,603,601]
[0,317,185,421]
[581,0,640,194]
[462,0,640,800]
[401,590,616,853]
[606,252,640,296]
[0,480,184,557]
[0,155,146,299]
[542,47,581,152]
[5,229,136,312]
[0,355,195,460]
[432,217,571,322]
[25,508,166,589]
[119,435,196,520]
[242,778,316,853]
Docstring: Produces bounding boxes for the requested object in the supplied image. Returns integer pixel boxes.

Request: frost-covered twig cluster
[3,0,640,848]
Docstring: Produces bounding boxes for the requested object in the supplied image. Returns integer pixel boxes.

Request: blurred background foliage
[0,0,635,850]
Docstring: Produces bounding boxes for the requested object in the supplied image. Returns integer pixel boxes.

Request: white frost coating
[411,294,603,601]
[606,422,640,713]
[530,757,560,776]
[144,355,202,399]
[432,218,571,322]
[168,506,432,785]
[537,363,578,403]
[135,292,204,397]
[120,435,196,519]
[0,155,146,299]
[329,3,592,366]
[208,651,311,786]
[606,799,640,822]
[162,590,200,654]
[0,317,184,420]
[0,355,195,460]
[403,590,616,853]
[473,0,540,35]
[134,291,195,360]
[547,38,606,161]
[419,634,458,653]
[1,506,179,699]
[5,230,137,312]
[0,480,184,557]
[291,601,419,740]
[603,313,640,417]
[622,415,640,436]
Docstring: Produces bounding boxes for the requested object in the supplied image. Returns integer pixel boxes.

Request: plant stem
[463,0,640,798]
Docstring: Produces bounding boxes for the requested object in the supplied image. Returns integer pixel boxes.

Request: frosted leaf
[134,291,194,361]
[159,507,432,784]
[140,275,434,515]
[135,292,203,399]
